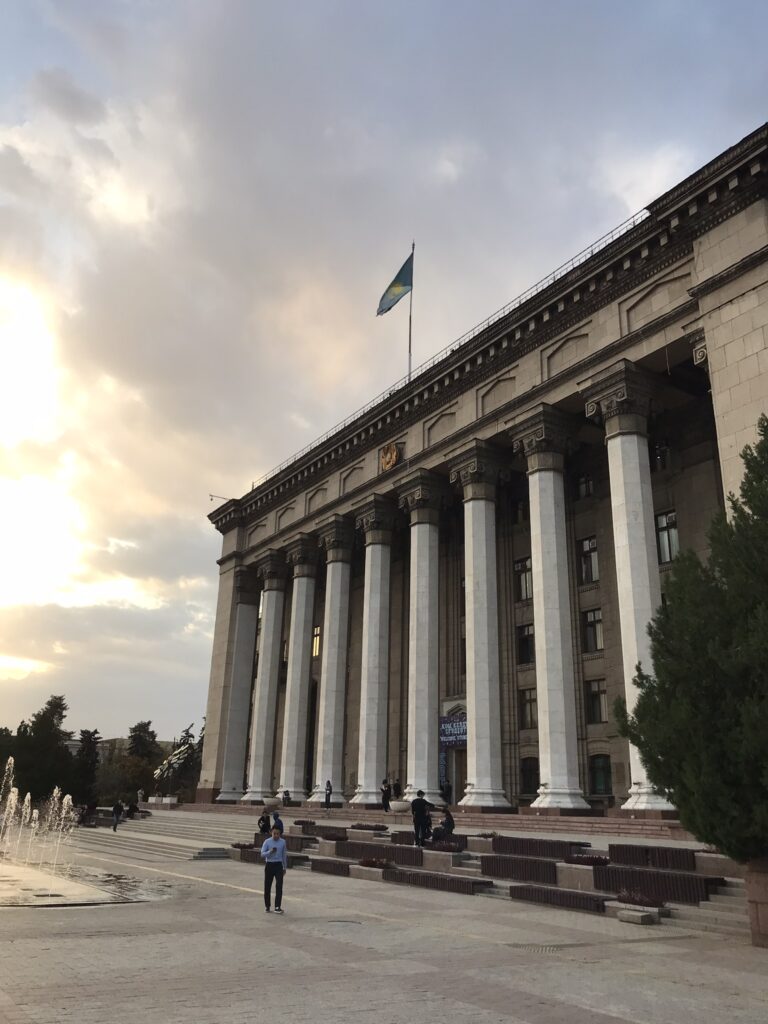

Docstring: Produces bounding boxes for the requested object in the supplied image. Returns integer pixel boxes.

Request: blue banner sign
[439,714,467,748]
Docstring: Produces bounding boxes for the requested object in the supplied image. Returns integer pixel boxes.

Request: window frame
[579,535,599,585]
[582,607,604,654]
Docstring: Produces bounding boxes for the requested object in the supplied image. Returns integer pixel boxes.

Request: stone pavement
[0,822,765,1024]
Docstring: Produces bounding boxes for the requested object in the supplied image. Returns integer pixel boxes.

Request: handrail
[249,206,650,492]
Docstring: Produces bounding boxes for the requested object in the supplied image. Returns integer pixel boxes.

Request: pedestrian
[282,789,291,807]
[111,799,123,832]
[259,825,288,914]
[380,778,391,812]
[392,779,402,799]
[257,810,272,835]
[431,807,455,843]
[272,811,284,834]
[324,780,333,814]
[410,790,434,847]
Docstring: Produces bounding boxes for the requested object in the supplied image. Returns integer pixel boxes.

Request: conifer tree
[617,416,768,866]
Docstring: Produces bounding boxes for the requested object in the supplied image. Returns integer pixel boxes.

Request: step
[709,893,748,906]
[664,917,750,938]
[669,906,749,928]
[450,866,482,877]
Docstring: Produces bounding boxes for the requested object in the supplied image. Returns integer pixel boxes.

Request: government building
[198,124,768,814]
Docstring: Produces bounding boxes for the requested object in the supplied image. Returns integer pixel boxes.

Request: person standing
[410,790,434,847]
[324,780,333,814]
[111,800,123,832]
[272,810,284,834]
[259,825,288,914]
[380,779,391,812]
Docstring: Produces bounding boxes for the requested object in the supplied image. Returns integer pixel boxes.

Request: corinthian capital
[580,360,655,435]
[254,550,288,591]
[510,405,573,459]
[316,515,354,563]
[284,534,319,578]
[448,441,508,501]
[354,495,396,545]
[398,469,450,525]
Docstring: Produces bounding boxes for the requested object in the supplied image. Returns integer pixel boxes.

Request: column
[583,360,674,811]
[216,567,261,801]
[308,517,353,804]
[399,471,446,802]
[350,496,395,806]
[242,552,287,802]
[277,535,318,799]
[449,443,510,808]
[512,408,589,809]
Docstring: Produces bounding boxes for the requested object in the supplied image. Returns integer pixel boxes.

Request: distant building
[198,124,768,813]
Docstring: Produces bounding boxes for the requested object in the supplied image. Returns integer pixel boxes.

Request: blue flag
[376,251,413,316]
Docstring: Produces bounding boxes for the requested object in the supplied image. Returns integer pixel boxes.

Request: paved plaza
[0,812,765,1024]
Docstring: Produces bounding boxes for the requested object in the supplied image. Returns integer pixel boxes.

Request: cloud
[30,68,107,125]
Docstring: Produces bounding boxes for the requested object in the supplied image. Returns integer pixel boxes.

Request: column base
[403,786,443,803]
[458,788,511,809]
[240,790,273,804]
[531,787,590,810]
[216,788,244,803]
[621,784,676,812]
[349,789,383,806]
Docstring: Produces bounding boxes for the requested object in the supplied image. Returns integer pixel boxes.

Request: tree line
[0,696,203,806]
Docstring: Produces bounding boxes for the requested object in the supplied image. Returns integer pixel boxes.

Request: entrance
[450,748,467,805]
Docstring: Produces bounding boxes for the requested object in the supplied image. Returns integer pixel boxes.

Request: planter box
[467,837,494,855]
[161,796,178,807]
[349,865,385,883]
[422,850,462,872]
[556,863,597,892]
[228,848,244,862]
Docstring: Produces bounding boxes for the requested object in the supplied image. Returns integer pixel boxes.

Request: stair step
[670,907,749,928]
[664,917,750,938]
[451,866,482,877]
[709,893,748,907]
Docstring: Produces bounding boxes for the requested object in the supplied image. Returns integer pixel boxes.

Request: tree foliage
[73,729,101,804]
[127,720,161,762]
[617,416,768,863]
[11,695,75,799]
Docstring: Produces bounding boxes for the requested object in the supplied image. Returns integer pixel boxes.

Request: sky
[0,1,766,741]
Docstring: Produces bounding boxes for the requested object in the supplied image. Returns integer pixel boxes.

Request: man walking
[259,825,288,914]
[111,799,123,832]
[410,790,434,847]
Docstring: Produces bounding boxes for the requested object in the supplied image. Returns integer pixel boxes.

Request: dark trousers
[264,863,284,909]
[414,818,429,846]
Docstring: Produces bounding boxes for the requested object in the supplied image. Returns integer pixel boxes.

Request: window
[579,536,599,584]
[517,623,535,664]
[656,510,679,564]
[520,757,540,795]
[514,556,533,601]
[577,474,594,499]
[282,639,288,663]
[519,688,538,730]
[312,625,321,659]
[585,680,608,724]
[589,754,612,796]
[582,608,604,653]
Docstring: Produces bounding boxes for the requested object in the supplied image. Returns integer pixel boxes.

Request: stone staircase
[665,879,750,938]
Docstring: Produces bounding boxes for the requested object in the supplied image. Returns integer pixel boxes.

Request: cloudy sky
[0,1,765,740]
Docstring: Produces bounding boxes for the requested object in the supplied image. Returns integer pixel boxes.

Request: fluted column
[308,517,353,804]
[277,535,318,798]
[399,471,447,802]
[512,408,589,809]
[449,443,510,808]
[216,567,261,801]
[350,496,395,806]
[242,552,287,802]
[583,361,674,811]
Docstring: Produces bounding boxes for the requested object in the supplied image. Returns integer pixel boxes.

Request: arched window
[589,755,612,796]
[520,757,539,795]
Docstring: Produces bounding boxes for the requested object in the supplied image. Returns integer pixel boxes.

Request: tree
[73,729,101,804]
[128,721,161,762]
[12,695,74,799]
[617,415,768,946]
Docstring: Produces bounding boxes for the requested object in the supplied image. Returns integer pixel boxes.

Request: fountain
[0,756,114,906]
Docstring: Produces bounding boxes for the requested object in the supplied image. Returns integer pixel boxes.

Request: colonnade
[217,361,673,811]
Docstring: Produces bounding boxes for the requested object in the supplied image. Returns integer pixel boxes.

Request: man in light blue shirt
[260,825,288,913]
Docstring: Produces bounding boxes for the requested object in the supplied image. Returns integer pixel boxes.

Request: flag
[376,251,413,316]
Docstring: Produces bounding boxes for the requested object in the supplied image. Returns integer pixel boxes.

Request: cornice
[688,241,768,299]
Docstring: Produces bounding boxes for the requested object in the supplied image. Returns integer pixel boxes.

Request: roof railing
[249,205,649,492]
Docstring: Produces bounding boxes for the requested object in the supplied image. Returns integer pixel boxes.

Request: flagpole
[408,240,414,381]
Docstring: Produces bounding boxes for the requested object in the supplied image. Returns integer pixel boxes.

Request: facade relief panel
[340,460,366,496]
[306,484,328,515]
[619,263,692,335]
[540,329,590,380]
[275,503,297,532]
[476,370,518,417]
[423,403,458,448]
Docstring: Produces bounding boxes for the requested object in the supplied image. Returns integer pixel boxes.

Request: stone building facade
[197,124,768,812]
